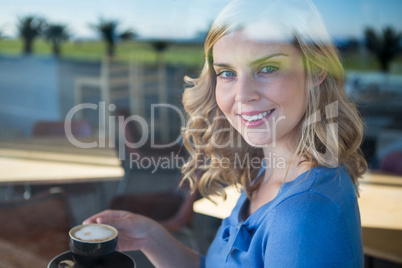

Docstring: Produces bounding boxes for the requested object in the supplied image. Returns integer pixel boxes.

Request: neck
[261,139,307,185]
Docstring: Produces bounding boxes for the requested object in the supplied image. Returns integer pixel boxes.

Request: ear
[312,70,327,87]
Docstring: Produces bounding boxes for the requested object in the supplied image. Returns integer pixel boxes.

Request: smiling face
[213,30,307,148]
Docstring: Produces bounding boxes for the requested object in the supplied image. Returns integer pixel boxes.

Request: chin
[242,133,272,148]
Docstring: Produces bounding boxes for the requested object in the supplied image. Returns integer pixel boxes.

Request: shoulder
[264,193,360,266]
[271,166,358,218]
[270,166,359,240]
[271,190,343,231]
[263,167,362,267]
[283,165,358,210]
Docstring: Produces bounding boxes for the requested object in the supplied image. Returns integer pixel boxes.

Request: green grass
[1,38,401,74]
[341,51,402,74]
[341,52,379,71]
[0,38,205,68]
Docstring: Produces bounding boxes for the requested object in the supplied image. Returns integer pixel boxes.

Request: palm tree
[44,24,69,57]
[364,26,401,72]
[17,15,46,55]
[91,19,119,57]
[119,30,136,41]
[91,18,136,57]
[150,40,170,64]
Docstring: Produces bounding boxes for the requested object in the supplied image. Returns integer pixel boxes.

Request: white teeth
[241,110,273,122]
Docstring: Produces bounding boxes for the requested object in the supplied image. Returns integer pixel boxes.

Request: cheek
[273,72,306,107]
[215,88,233,116]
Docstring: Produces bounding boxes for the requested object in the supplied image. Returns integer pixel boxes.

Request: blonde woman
[85,0,367,267]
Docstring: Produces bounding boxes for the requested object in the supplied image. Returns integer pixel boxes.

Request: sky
[0,0,401,40]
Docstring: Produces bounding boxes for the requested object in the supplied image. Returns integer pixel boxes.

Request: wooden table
[0,137,124,186]
[0,238,48,268]
[193,171,402,263]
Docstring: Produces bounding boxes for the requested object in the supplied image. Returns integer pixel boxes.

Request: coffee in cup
[69,224,118,266]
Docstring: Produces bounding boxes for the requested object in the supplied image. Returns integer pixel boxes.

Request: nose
[234,75,260,104]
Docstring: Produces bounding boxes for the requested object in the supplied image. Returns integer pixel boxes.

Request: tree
[150,40,170,64]
[91,19,118,57]
[364,26,401,72]
[119,30,136,41]
[17,15,46,55]
[44,24,69,57]
[91,18,136,57]
[90,19,112,57]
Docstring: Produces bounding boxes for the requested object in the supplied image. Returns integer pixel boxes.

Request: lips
[238,109,275,128]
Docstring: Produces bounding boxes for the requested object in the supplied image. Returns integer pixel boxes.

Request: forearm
[141,223,200,268]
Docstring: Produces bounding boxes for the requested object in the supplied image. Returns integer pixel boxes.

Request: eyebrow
[213,53,288,68]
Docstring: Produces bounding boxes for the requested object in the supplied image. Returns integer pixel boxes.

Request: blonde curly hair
[180,0,367,198]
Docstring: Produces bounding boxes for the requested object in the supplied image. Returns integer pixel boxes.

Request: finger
[82,210,123,225]
[83,216,103,225]
[96,214,127,229]
[83,212,104,224]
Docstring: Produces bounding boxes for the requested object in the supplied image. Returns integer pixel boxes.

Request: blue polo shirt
[202,166,363,267]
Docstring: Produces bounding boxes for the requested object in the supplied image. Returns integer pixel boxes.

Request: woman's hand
[83,210,157,252]
[84,210,200,267]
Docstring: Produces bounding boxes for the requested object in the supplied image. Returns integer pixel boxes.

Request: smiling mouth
[240,109,275,122]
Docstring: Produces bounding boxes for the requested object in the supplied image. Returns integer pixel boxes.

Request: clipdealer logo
[63,101,340,171]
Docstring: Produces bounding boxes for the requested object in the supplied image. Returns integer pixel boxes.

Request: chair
[379,151,402,175]
[363,151,402,268]
[114,108,186,194]
[362,228,402,267]
[28,120,96,198]
[32,120,92,137]
[0,188,75,266]
[111,108,199,234]
[74,57,134,128]
[74,57,172,141]
[111,189,199,234]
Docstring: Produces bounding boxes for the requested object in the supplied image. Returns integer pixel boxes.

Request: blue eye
[217,71,236,78]
[260,66,278,74]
